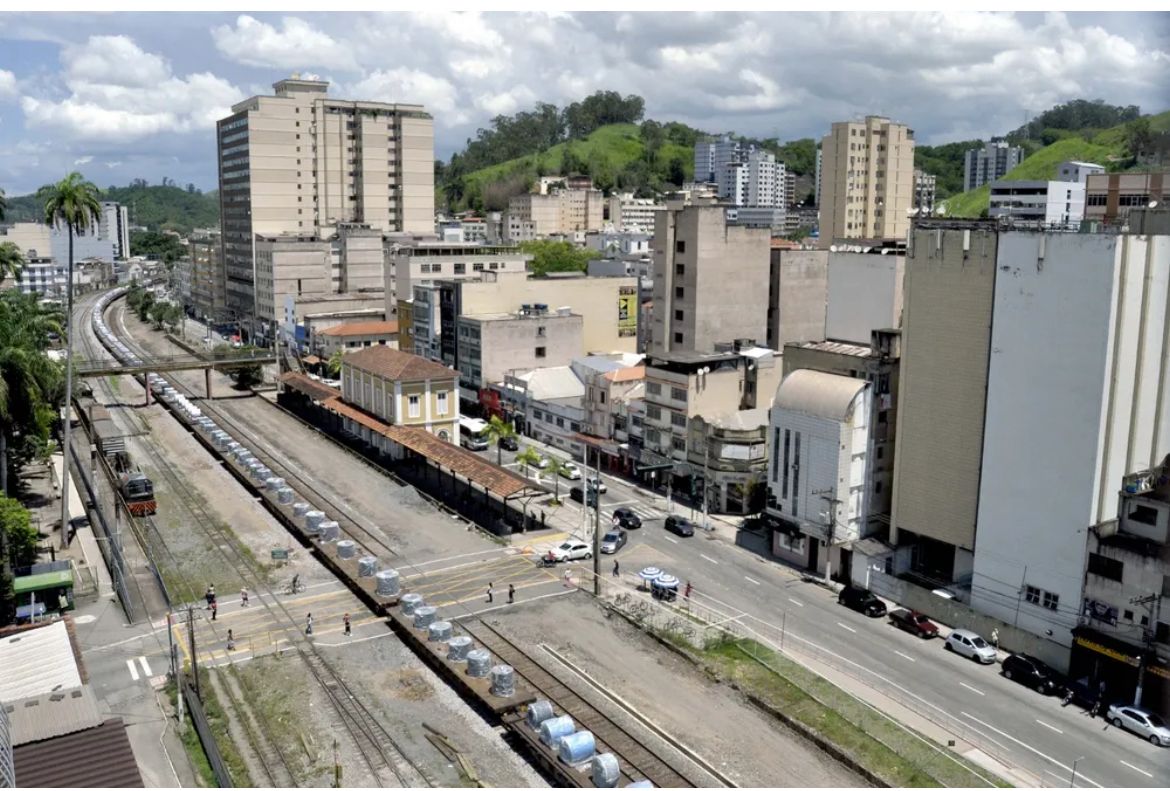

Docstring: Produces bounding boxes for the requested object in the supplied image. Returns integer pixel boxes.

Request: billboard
[618,286,637,338]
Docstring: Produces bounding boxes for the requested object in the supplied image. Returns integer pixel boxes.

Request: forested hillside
[2,180,218,235]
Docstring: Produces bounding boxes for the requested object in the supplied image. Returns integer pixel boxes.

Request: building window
[671,436,687,452]
[1087,553,1123,582]
[675,240,686,254]
[436,391,448,416]
[454,263,466,274]
[671,412,686,428]
[646,382,661,396]
[646,405,661,420]
[674,332,683,344]
[671,387,687,402]
[533,409,544,421]
[675,286,684,299]
[1025,585,1041,606]
[674,309,684,321]
[408,394,420,418]
[599,391,606,404]
[1042,591,1059,611]
[556,417,564,428]
[535,346,546,358]
[537,326,546,337]
[675,264,685,276]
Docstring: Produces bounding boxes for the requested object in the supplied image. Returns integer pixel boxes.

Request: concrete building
[825,246,905,344]
[315,319,399,357]
[98,202,130,260]
[1057,160,1105,184]
[0,219,118,267]
[818,116,915,247]
[216,77,434,320]
[499,365,588,459]
[1085,172,1169,223]
[767,369,872,578]
[814,145,823,207]
[385,240,530,310]
[724,206,788,233]
[767,248,828,351]
[339,346,459,441]
[254,233,332,332]
[188,231,226,320]
[913,170,936,215]
[585,230,652,261]
[963,138,1024,192]
[988,180,1085,227]
[577,355,646,444]
[456,306,584,393]
[651,203,771,355]
[506,187,603,237]
[606,193,666,233]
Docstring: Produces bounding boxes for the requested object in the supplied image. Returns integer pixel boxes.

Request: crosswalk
[125,655,153,682]
[562,499,662,525]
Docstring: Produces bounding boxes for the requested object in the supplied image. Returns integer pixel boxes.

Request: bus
[459,416,490,451]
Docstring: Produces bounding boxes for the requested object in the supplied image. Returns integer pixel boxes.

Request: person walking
[486,582,494,603]
[990,627,1000,651]
[343,613,351,637]
[305,612,313,636]
[684,581,693,599]
[508,584,515,604]
[612,559,620,577]
[205,585,215,610]
[226,629,235,651]
[240,587,249,607]
[563,568,572,588]
[210,599,218,621]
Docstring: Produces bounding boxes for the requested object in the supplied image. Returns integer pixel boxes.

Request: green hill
[942,110,1170,218]
[3,183,219,234]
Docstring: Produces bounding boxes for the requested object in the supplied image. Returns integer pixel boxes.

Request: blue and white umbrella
[638,567,663,583]
[653,574,679,590]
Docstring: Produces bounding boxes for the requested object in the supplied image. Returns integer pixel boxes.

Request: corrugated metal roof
[0,621,82,701]
[791,339,875,358]
[774,369,869,422]
[6,686,102,746]
[318,320,399,337]
[519,366,584,401]
[13,718,143,787]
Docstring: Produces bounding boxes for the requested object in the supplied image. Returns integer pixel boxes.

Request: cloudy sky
[0,10,1166,195]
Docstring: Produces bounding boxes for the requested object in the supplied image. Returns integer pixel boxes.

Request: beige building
[385,240,530,311]
[580,358,645,441]
[315,319,399,357]
[340,346,459,442]
[767,248,828,351]
[217,77,434,320]
[1084,172,1168,223]
[652,203,771,355]
[607,193,666,233]
[818,115,915,247]
[506,187,604,237]
[456,307,584,391]
[188,231,226,319]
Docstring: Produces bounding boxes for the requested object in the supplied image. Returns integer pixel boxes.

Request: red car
[888,608,938,638]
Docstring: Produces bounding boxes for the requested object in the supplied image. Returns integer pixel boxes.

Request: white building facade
[989,180,1085,227]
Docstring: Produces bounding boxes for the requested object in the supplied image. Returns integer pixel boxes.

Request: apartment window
[646,382,661,396]
[473,262,484,271]
[599,391,606,404]
[671,387,687,402]
[671,412,686,428]
[536,326,546,337]
[1088,553,1123,582]
[673,332,683,344]
[671,436,687,452]
[646,405,661,420]
[453,263,466,274]
[535,346,546,358]
[874,480,883,494]
[675,286,684,299]
[675,264,685,276]
[674,309,684,321]
[435,391,449,416]
[408,394,421,418]
[1042,591,1059,611]
[533,409,544,421]
[556,417,564,428]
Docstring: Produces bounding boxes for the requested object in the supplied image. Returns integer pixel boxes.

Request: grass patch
[231,657,319,785]
[697,638,1009,788]
[165,678,216,787]
[193,667,255,787]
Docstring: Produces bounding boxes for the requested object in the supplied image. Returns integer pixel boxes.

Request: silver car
[944,629,997,664]
[1107,704,1170,746]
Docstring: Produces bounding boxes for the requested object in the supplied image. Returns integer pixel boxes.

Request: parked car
[612,507,642,529]
[569,485,597,507]
[838,586,888,617]
[549,540,592,562]
[498,435,519,451]
[585,475,608,494]
[1001,653,1064,695]
[888,608,938,638]
[1107,704,1170,746]
[664,515,696,537]
[600,530,627,554]
[534,456,550,470]
[559,461,582,480]
[944,629,997,664]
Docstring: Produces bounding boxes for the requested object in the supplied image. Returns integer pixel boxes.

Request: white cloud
[73,155,92,165]
[64,35,169,88]
[211,15,359,72]
[0,70,16,98]
[349,68,467,126]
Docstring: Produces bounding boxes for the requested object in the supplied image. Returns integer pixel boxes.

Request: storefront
[1069,627,1168,714]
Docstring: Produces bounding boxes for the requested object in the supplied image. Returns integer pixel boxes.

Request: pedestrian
[563,568,572,588]
[508,584,515,604]
[305,612,313,636]
[684,581,693,599]
[210,599,217,621]
[240,587,249,607]
[486,582,494,603]
[226,629,235,651]
[343,612,351,637]
[613,559,620,577]
[990,627,999,650]
[204,585,215,610]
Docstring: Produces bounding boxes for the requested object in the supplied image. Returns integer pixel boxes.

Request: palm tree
[0,186,7,221]
[0,242,23,285]
[39,172,101,540]
[516,445,542,479]
[544,456,569,503]
[483,414,517,465]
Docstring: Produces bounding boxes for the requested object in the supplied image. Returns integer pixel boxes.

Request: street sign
[270,548,289,561]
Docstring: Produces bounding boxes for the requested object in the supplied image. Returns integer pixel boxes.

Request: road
[483,436,1170,788]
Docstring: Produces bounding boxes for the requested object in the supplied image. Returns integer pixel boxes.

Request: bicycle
[284,574,305,595]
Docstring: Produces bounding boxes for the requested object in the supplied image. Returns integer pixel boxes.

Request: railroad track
[94,296,432,788]
[463,619,705,788]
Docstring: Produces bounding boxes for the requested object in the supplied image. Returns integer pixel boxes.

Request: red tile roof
[318,320,399,337]
[343,346,457,382]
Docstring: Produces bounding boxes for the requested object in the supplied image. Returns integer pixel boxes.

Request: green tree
[516,445,542,479]
[639,120,665,168]
[1,495,39,623]
[39,171,101,545]
[483,415,517,466]
[135,291,156,323]
[327,349,344,377]
[130,230,186,264]
[544,456,569,503]
[0,241,24,285]
[519,240,599,277]
[1124,118,1154,161]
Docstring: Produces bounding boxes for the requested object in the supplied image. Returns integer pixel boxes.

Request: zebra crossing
[563,498,663,525]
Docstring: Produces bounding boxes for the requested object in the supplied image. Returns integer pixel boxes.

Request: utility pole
[187,604,200,700]
[1130,592,1160,707]
[593,447,602,596]
[701,423,711,531]
[814,488,843,584]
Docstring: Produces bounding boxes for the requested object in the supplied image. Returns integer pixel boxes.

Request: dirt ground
[485,593,868,788]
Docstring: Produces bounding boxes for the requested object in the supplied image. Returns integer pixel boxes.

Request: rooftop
[788,339,876,358]
[7,686,102,746]
[343,346,457,381]
[606,365,646,383]
[318,320,399,338]
[0,620,83,701]
[775,369,870,422]
[13,718,144,787]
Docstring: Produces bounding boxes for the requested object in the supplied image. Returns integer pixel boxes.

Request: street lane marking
[1034,719,1062,734]
[836,622,857,633]
[1119,761,1152,778]
[959,681,985,696]
[960,711,1103,788]
[893,650,916,662]
[700,554,719,565]
[664,536,678,544]
[744,576,760,585]
[788,597,804,607]
[138,656,152,677]
[126,659,139,681]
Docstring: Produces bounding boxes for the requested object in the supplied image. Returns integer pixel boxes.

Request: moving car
[549,540,592,562]
[1001,653,1064,695]
[498,435,519,451]
[838,586,888,617]
[586,475,608,494]
[664,515,696,537]
[569,485,598,507]
[612,507,642,529]
[600,530,627,554]
[559,461,582,480]
[888,608,938,638]
[534,455,550,470]
[944,629,997,664]
[1107,704,1170,746]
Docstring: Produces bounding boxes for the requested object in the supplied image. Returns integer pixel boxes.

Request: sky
[0,10,1167,195]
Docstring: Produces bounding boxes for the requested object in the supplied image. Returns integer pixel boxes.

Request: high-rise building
[963,138,1024,192]
[216,77,434,322]
[988,180,1084,226]
[913,170,936,215]
[818,116,915,248]
[99,201,130,259]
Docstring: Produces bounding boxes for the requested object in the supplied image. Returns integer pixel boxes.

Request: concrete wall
[462,313,584,388]
[768,249,828,350]
[825,251,904,343]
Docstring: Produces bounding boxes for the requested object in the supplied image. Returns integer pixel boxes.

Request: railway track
[92,295,432,788]
[463,619,705,788]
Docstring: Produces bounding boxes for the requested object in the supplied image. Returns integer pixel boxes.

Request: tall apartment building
[606,193,666,232]
[506,188,603,237]
[651,203,771,355]
[385,240,530,311]
[913,170,936,215]
[693,137,787,209]
[188,231,226,319]
[818,116,915,248]
[216,77,434,321]
[98,201,130,259]
[963,138,1024,192]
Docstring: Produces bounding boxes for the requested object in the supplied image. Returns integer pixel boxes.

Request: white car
[558,461,582,480]
[586,475,608,494]
[549,540,591,562]
[1107,704,1170,746]
[534,456,550,470]
[944,629,997,664]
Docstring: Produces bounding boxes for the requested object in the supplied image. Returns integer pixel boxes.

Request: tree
[483,415,516,466]
[1124,118,1154,161]
[1,495,39,624]
[39,171,101,546]
[327,349,344,377]
[519,240,599,277]
[544,456,569,503]
[0,242,23,285]
[639,120,665,168]
[667,155,688,188]
[130,230,185,264]
[516,445,542,479]
[134,291,156,323]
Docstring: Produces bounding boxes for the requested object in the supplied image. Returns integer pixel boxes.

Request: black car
[569,485,598,507]
[664,515,696,537]
[498,435,519,451]
[837,586,887,617]
[612,507,642,529]
[1002,653,1064,695]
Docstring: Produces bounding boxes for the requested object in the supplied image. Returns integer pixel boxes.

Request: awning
[280,371,342,402]
[303,354,322,365]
